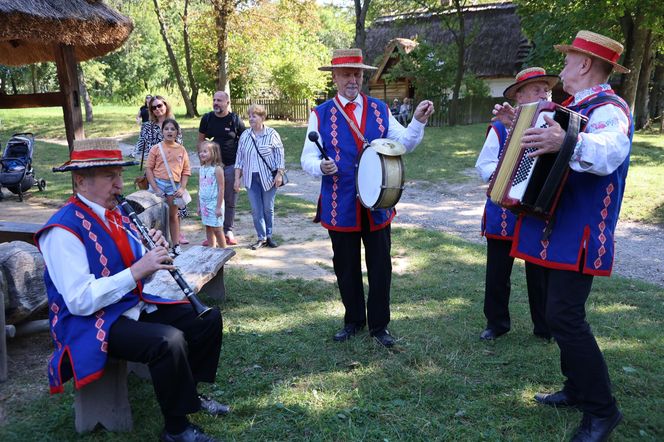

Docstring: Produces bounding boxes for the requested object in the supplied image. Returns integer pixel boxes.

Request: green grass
[1,228,662,441]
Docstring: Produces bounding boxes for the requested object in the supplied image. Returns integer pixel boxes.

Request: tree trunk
[212,0,233,93]
[30,65,37,93]
[152,0,196,117]
[182,0,199,116]
[448,0,465,126]
[353,0,372,51]
[619,11,647,110]
[77,63,94,123]
[9,71,17,94]
[650,52,664,133]
[0,69,7,94]
[634,30,653,130]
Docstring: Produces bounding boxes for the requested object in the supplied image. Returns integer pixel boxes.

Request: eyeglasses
[151,103,164,110]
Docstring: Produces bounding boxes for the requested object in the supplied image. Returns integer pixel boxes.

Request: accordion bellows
[487,101,587,219]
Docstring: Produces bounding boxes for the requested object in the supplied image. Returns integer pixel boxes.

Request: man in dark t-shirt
[198,91,246,245]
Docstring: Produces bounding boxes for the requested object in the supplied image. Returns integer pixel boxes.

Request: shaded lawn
[0,226,662,441]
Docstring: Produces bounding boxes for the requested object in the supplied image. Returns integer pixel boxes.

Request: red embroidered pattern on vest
[95,310,108,352]
[329,108,341,226]
[371,102,386,134]
[50,302,61,350]
[500,208,508,236]
[539,222,550,259]
[76,210,112,277]
[594,183,614,269]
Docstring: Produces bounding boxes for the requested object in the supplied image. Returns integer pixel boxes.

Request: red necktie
[105,209,136,268]
[345,101,360,128]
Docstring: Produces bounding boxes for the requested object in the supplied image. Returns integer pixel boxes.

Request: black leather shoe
[479,328,507,341]
[570,410,622,442]
[333,324,363,342]
[534,390,580,408]
[161,423,219,442]
[251,239,266,250]
[198,394,230,416]
[372,329,396,348]
[266,237,278,248]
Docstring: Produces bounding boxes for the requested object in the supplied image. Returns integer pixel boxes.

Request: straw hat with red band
[53,138,138,172]
[319,48,377,71]
[554,30,629,74]
[503,67,559,100]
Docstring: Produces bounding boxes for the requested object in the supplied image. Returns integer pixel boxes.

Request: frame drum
[356,147,405,209]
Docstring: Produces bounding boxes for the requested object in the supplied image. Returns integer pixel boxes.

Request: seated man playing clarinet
[37,138,226,442]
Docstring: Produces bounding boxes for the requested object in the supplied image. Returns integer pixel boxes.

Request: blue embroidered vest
[36,198,187,393]
[512,91,633,276]
[315,94,394,232]
[481,121,517,240]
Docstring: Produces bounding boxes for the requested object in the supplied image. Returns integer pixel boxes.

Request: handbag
[250,135,288,187]
[134,174,149,190]
[157,142,192,209]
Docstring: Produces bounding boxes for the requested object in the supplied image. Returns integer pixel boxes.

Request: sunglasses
[151,103,165,110]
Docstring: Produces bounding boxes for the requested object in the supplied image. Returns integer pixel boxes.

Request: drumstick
[307,131,330,160]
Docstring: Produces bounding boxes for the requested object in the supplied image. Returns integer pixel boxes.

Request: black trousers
[541,267,618,417]
[107,304,223,418]
[328,212,391,334]
[483,238,549,337]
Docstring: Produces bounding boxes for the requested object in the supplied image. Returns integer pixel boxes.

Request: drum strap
[333,99,370,149]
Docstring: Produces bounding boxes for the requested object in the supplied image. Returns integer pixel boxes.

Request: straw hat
[318,48,377,71]
[503,67,559,100]
[53,138,138,172]
[554,30,629,74]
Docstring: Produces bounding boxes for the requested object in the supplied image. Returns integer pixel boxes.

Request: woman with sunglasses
[134,96,191,244]
[133,96,183,161]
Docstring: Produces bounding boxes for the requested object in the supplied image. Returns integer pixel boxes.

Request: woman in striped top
[234,104,285,250]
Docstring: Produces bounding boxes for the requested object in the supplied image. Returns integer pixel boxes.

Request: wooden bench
[74,245,235,433]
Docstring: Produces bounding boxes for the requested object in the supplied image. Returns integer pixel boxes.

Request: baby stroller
[0,133,46,201]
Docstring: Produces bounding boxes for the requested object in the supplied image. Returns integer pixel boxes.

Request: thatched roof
[0,0,133,66]
[365,2,530,79]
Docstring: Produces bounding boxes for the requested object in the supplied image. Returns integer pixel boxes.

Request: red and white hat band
[572,37,620,63]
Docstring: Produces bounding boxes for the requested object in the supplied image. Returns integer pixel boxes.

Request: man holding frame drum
[509,31,633,441]
[301,48,434,348]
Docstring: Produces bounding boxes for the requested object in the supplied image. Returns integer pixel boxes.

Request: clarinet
[115,195,213,318]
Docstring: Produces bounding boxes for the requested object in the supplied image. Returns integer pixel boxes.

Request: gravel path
[280,168,664,288]
[118,141,663,287]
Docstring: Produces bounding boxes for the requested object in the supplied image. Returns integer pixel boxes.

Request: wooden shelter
[369,38,418,103]
[365,2,531,99]
[0,0,133,150]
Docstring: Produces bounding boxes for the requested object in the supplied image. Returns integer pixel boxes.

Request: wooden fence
[232,98,311,122]
[232,95,503,126]
[420,95,505,127]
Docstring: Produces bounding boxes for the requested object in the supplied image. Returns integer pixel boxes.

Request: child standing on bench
[198,140,227,248]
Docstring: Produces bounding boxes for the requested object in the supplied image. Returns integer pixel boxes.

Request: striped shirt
[235,126,285,191]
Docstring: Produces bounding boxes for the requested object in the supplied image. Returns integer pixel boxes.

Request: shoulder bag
[250,134,289,187]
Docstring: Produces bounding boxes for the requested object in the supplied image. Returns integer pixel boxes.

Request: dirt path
[0,163,662,287]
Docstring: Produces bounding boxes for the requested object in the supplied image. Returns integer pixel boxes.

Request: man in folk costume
[301,49,434,348]
[475,67,559,341]
[37,139,227,442]
[511,31,632,441]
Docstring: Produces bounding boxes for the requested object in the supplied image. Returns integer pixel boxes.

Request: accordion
[487,101,588,219]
